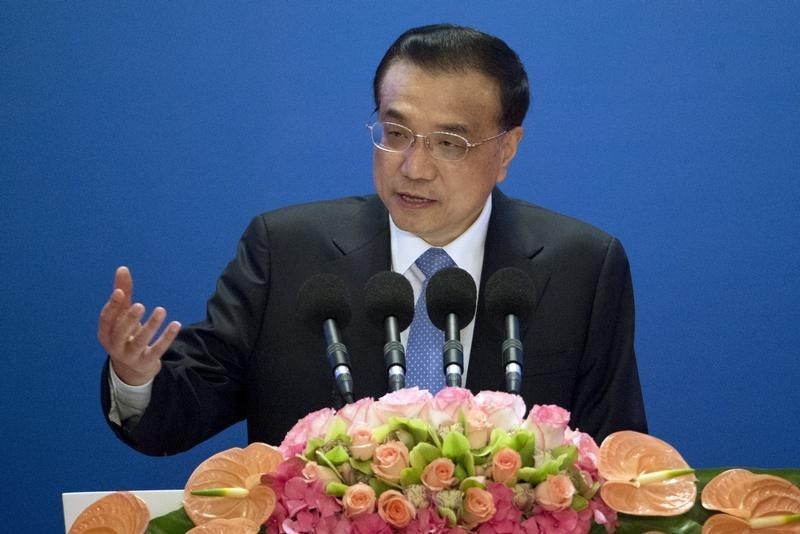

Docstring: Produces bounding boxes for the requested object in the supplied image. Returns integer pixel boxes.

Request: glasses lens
[371,122,412,152]
[428,132,469,160]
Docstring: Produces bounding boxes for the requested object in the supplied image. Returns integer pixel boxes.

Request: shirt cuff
[107,364,154,426]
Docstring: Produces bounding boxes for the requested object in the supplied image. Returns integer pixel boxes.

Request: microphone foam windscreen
[297,273,352,328]
[364,271,415,331]
[484,267,537,329]
[426,267,477,330]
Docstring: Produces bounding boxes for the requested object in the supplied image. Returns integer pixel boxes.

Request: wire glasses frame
[366,121,508,161]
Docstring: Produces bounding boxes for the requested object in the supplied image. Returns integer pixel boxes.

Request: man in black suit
[98,24,646,456]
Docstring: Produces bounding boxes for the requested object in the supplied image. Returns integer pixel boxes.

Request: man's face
[373,61,523,247]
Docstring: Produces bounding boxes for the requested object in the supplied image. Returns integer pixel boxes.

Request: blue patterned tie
[405,248,455,393]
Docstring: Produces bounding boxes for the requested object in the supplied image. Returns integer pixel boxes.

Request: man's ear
[495,126,524,184]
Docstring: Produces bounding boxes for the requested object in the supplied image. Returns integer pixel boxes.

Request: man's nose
[401,136,436,180]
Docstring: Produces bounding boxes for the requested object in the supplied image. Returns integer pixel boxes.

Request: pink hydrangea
[477,482,523,532]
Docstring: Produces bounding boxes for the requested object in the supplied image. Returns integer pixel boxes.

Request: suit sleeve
[101,215,272,455]
[570,237,647,441]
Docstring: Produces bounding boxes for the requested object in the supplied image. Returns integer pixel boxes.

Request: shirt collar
[390,194,492,284]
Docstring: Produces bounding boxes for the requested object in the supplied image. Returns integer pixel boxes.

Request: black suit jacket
[103,189,646,455]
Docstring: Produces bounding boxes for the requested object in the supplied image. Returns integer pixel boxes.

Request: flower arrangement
[258,387,617,533]
[68,387,800,534]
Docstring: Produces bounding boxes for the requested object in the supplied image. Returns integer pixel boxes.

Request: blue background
[2,2,798,530]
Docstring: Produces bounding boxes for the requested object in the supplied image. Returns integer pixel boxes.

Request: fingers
[98,266,134,348]
[108,305,180,386]
[114,266,133,303]
[147,320,181,361]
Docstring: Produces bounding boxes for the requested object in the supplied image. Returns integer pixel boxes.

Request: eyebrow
[381,107,472,137]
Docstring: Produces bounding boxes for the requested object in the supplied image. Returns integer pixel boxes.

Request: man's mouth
[398,193,434,205]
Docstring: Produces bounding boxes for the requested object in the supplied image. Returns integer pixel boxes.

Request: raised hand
[98,266,181,385]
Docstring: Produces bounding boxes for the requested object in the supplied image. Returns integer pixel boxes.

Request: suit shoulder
[257,195,378,224]
[505,196,617,246]
[244,195,387,246]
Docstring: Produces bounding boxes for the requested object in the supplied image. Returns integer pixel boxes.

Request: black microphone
[364,271,415,392]
[426,267,477,388]
[297,273,355,404]
[485,267,536,394]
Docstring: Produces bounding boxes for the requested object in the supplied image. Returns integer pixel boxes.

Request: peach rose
[377,489,416,528]
[534,473,575,511]
[474,391,526,431]
[461,487,496,527]
[420,457,456,491]
[465,408,492,449]
[371,441,409,482]
[348,424,378,461]
[491,447,522,485]
[342,483,376,518]
[301,461,340,486]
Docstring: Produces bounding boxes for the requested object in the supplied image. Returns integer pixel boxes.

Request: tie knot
[416,248,455,278]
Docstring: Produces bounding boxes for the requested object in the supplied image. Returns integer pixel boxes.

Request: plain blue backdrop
[2,2,798,530]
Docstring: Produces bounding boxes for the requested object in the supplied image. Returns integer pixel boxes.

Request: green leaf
[325,481,348,497]
[324,417,349,443]
[437,506,458,527]
[409,442,441,470]
[615,514,702,534]
[349,457,373,476]
[323,445,350,465]
[459,476,486,491]
[400,465,422,486]
[146,508,194,534]
[511,430,536,467]
[303,436,325,459]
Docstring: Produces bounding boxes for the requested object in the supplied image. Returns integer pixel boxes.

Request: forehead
[378,61,502,134]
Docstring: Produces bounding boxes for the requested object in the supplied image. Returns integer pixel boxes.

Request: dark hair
[373,24,530,130]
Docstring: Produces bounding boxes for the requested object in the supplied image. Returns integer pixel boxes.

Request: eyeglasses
[366,121,507,161]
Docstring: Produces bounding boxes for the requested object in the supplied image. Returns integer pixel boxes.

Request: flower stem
[190,487,250,498]
[634,468,695,486]
[749,514,800,529]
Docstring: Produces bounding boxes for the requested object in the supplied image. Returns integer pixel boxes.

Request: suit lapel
[466,189,551,392]
[320,196,392,399]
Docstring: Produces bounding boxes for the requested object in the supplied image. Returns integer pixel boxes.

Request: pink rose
[491,447,522,485]
[565,429,600,475]
[474,391,526,431]
[377,489,416,528]
[420,457,456,491]
[461,487,496,527]
[338,397,375,428]
[279,407,336,458]
[369,387,432,425]
[428,387,476,427]
[524,404,570,451]
[534,473,576,511]
[301,461,340,486]
[371,441,410,482]
[342,482,376,518]
[348,424,378,461]
[465,408,492,449]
